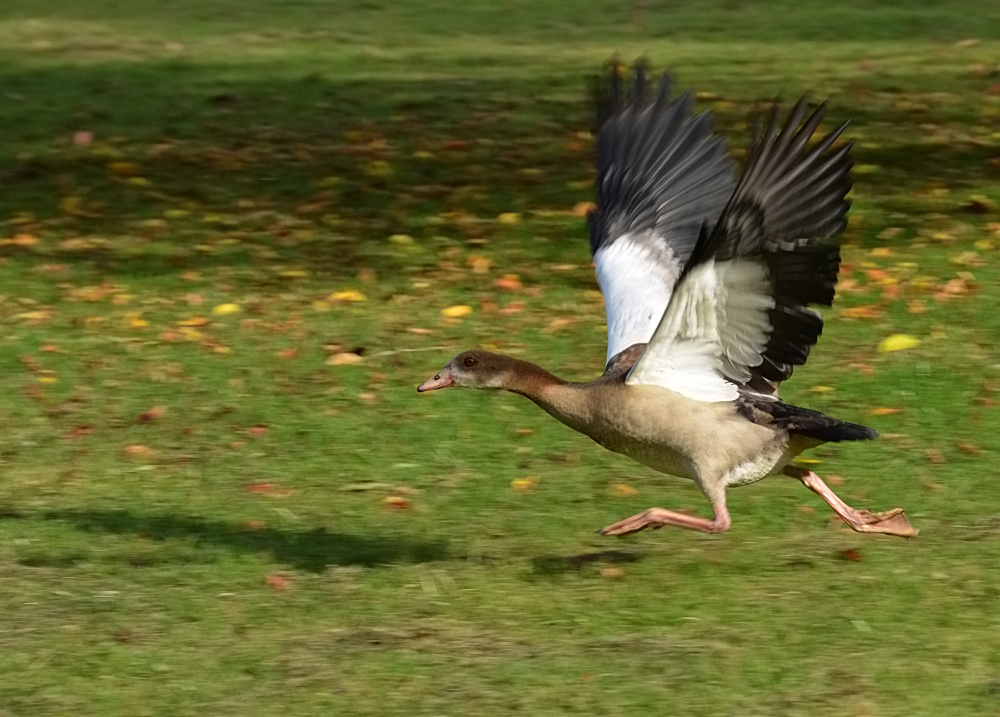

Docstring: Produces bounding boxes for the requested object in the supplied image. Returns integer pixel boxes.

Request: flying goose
[418,66,916,539]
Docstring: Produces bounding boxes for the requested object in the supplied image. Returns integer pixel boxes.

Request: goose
[418,66,916,539]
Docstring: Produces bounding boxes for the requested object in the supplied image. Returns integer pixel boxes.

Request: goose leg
[599,499,731,537]
[784,466,917,538]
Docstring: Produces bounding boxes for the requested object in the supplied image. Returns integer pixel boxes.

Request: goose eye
[464,356,477,368]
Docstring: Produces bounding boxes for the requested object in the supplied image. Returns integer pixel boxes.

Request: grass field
[0,1,999,714]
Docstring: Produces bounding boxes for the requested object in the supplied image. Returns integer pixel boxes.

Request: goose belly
[722,448,794,487]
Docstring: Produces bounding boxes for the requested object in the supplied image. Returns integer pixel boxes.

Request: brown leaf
[66,425,94,439]
[137,406,167,423]
[957,442,983,454]
[841,305,884,320]
[925,449,946,464]
[839,548,863,562]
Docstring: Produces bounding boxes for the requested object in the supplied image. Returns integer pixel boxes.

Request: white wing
[626,259,774,401]
[590,67,736,365]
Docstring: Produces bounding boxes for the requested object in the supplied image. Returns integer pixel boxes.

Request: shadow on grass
[30,509,449,572]
[530,548,642,576]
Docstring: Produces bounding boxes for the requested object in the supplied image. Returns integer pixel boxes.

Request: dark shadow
[24,509,449,572]
[531,548,642,576]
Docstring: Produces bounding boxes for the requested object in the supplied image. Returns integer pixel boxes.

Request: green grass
[0,0,999,714]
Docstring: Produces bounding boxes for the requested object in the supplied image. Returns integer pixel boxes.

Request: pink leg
[784,466,917,538]
[599,499,731,537]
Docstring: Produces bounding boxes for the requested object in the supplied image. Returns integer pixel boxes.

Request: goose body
[419,64,916,539]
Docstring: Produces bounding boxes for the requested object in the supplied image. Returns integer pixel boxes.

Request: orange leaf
[841,305,883,320]
[870,407,901,416]
[494,274,522,291]
[246,425,269,439]
[265,574,290,591]
[382,496,411,509]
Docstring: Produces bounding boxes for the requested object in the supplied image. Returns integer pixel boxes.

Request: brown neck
[496,356,567,400]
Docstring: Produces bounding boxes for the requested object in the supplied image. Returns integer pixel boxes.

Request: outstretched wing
[626,98,852,402]
[590,64,737,366]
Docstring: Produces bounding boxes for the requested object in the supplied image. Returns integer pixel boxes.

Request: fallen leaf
[494,274,522,291]
[957,442,983,454]
[840,548,863,562]
[572,201,596,217]
[245,425,269,439]
[496,212,521,224]
[212,303,240,316]
[276,348,299,360]
[441,304,472,318]
[122,445,155,457]
[841,305,883,320]
[511,476,539,491]
[382,496,411,509]
[265,574,290,591]
[926,449,946,464]
[468,256,492,274]
[138,406,167,423]
[176,317,211,328]
[870,407,901,416]
[612,483,639,497]
[330,289,366,302]
[811,385,835,394]
[66,425,94,439]
[600,566,624,579]
[877,334,920,352]
[326,352,364,366]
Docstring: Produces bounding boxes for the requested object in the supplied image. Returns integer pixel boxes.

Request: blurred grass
[0,1,999,714]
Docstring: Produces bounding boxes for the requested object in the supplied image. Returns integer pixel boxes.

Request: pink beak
[417,367,453,392]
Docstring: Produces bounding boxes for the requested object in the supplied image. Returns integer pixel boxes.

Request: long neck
[497,358,589,428]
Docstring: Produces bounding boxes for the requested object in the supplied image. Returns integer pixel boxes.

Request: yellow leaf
[496,212,521,224]
[877,334,920,352]
[511,477,538,491]
[388,234,414,246]
[326,352,364,366]
[811,385,835,393]
[177,317,211,327]
[212,303,241,316]
[611,483,638,497]
[441,304,472,318]
[330,289,367,302]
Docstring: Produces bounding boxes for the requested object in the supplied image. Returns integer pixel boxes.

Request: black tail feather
[737,393,878,443]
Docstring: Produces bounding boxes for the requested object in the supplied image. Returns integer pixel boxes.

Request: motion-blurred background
[0,1,998,714]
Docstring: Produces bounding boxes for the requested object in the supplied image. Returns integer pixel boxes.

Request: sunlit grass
[0,1,998,714]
